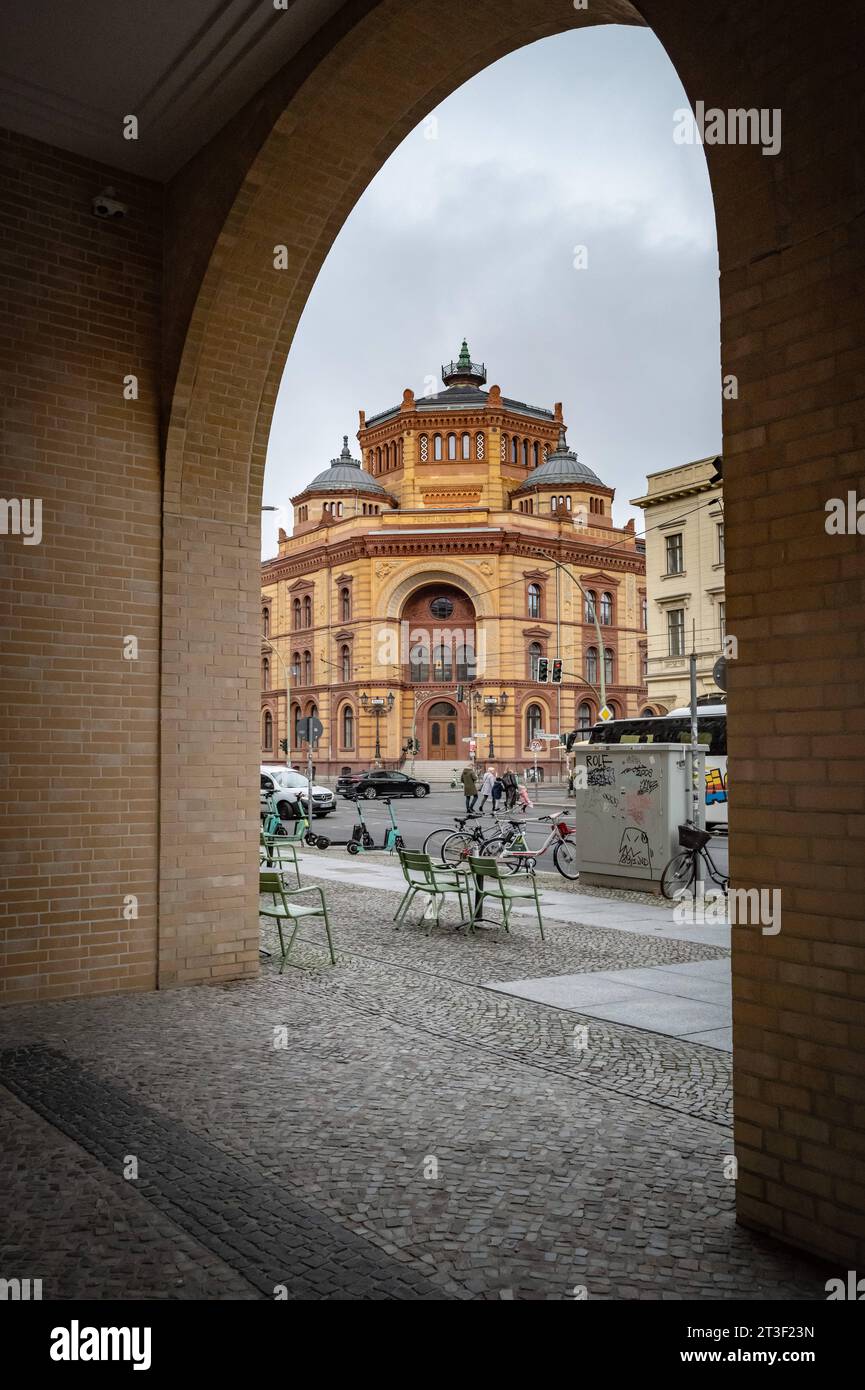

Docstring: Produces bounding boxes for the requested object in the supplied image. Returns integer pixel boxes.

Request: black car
[337,769,430,800]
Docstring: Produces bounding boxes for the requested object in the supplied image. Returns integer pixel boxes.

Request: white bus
[584,703,728,827]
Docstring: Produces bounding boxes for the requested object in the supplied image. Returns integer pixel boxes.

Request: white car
[260,766,336,818]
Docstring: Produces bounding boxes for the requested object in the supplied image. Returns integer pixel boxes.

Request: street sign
[298,717,323,745]
[712,655,727,691]
[599,705,614,722]
[535,732,561,740]
[530,739,543,752]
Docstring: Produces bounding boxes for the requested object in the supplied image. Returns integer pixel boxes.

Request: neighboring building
[261,343,647,777]
[630,457,725,713]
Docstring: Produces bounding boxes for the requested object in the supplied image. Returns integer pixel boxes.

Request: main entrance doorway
[427,701,458,760]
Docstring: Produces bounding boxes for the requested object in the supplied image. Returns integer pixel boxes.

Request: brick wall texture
[1,0,864,1265]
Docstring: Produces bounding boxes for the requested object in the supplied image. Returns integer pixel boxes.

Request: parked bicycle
[660,824,729,900]
[485,812,579,879]
[423,812,492,866]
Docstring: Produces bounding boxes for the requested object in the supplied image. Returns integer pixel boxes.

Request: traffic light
[279,738,288,754]
[536,656,549,683]
[551,658,564,684]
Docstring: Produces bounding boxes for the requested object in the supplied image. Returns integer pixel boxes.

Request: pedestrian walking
[491,773,505,813]
[460,763,479,813]
[477,765,496,812]
[502,766,518,810]
[518,783,533,812]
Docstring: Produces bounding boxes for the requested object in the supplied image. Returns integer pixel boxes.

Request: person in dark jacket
[491,773,505,813]
[460,763,479,813]
[502,766,518,810]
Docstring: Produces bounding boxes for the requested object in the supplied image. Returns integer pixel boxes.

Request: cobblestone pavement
[0,869,829,1301]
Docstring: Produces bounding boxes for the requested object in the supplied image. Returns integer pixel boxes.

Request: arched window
[522,439,529,467]
[641,595,647,630]
[578,701,593,733]
[527,582,542,620]
[584,590,597,624]
[340,586,351,622]
[376,446,381,472]
[419,433,429,462]
[565,495,572,511]
[641,707,655,718]
[551,496,558,513]
[461,432,471,459]
[586,646,598,683]
[527,640,543,679]
[600,592,613,625]
[475,431,485,461]
[525,703,543,744]
[292,703,302,746]
[336,501,343,517]
[303,650,312,684]
[340,644,351,682]
[292,597,301,629]
[308,703,319,748]
[303,595,312,627]
[262,711,273,749]
[433,434,443,460]
[447,433,457,460]
[604,648,615,683]
[262,656,270,690]
[533,441,539,467]
[341,705,354,749]
[262,606,270,637]
[511,437,518,464]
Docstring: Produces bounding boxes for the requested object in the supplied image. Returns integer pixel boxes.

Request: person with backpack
[460,763,479,813]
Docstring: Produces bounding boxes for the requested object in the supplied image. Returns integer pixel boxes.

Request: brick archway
[156,0,865,1266]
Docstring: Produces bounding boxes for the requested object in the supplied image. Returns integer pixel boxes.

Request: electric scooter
[262,794,329,849]
[346,794,405,854]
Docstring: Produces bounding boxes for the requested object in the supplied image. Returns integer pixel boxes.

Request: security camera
[92,187,128,219]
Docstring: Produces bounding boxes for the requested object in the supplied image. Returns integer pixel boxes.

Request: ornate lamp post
[473,690,508,761]
[359,691,395,766]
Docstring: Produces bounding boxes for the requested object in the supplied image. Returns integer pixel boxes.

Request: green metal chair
[467,855,545,939]
[260,830,301,886]
[394,850,469,933]
[259,870,336,970]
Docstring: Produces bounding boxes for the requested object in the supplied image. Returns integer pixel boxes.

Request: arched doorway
[426,701,458,760]
[156,0,865,1268]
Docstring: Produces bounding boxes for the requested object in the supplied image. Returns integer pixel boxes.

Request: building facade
[630,458,725,712]
[261,344,647,777]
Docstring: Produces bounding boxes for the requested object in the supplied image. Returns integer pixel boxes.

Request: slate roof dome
[301,436,390,495]
[513,425,608,493]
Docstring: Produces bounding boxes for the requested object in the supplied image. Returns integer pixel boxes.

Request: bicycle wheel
[423,828,455,861]
[661,850,696,900]
[438,831,476,866]
[553,834,580,880]
[481,835,520,874]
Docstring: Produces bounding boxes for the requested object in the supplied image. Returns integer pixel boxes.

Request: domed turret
[300,436,392,497]
[513,425,607,493]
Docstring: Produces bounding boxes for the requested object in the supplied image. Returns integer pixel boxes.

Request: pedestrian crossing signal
[536,657,550,682]
[551,659,563,684]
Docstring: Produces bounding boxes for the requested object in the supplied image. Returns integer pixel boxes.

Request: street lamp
[473,690,508,761]
[359,691,395,765]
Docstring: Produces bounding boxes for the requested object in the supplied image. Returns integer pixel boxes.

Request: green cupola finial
[457,338,472,369]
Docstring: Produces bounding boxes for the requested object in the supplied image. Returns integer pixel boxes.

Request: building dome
[299,436,391,496]
[513,425,607,493]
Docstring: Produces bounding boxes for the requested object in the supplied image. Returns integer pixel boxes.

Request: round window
[429,596,454,619]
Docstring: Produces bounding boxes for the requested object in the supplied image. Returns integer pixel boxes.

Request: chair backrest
[398,849,434,885]
[259,870,286,897]
[468,855,509,882]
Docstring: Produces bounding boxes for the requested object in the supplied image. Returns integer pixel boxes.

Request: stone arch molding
[381,564,494,622]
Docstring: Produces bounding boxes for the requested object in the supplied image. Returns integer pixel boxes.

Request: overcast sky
[262,25,720,558]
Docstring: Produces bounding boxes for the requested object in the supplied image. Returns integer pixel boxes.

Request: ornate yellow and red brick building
[261,343,647,776]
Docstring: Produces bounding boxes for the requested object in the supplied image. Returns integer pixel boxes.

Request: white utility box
[570,742,705,893]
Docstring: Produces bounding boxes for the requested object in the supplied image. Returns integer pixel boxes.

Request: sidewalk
[296,853,731,1050]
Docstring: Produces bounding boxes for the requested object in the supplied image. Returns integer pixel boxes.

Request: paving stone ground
[0,868,830,1300]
